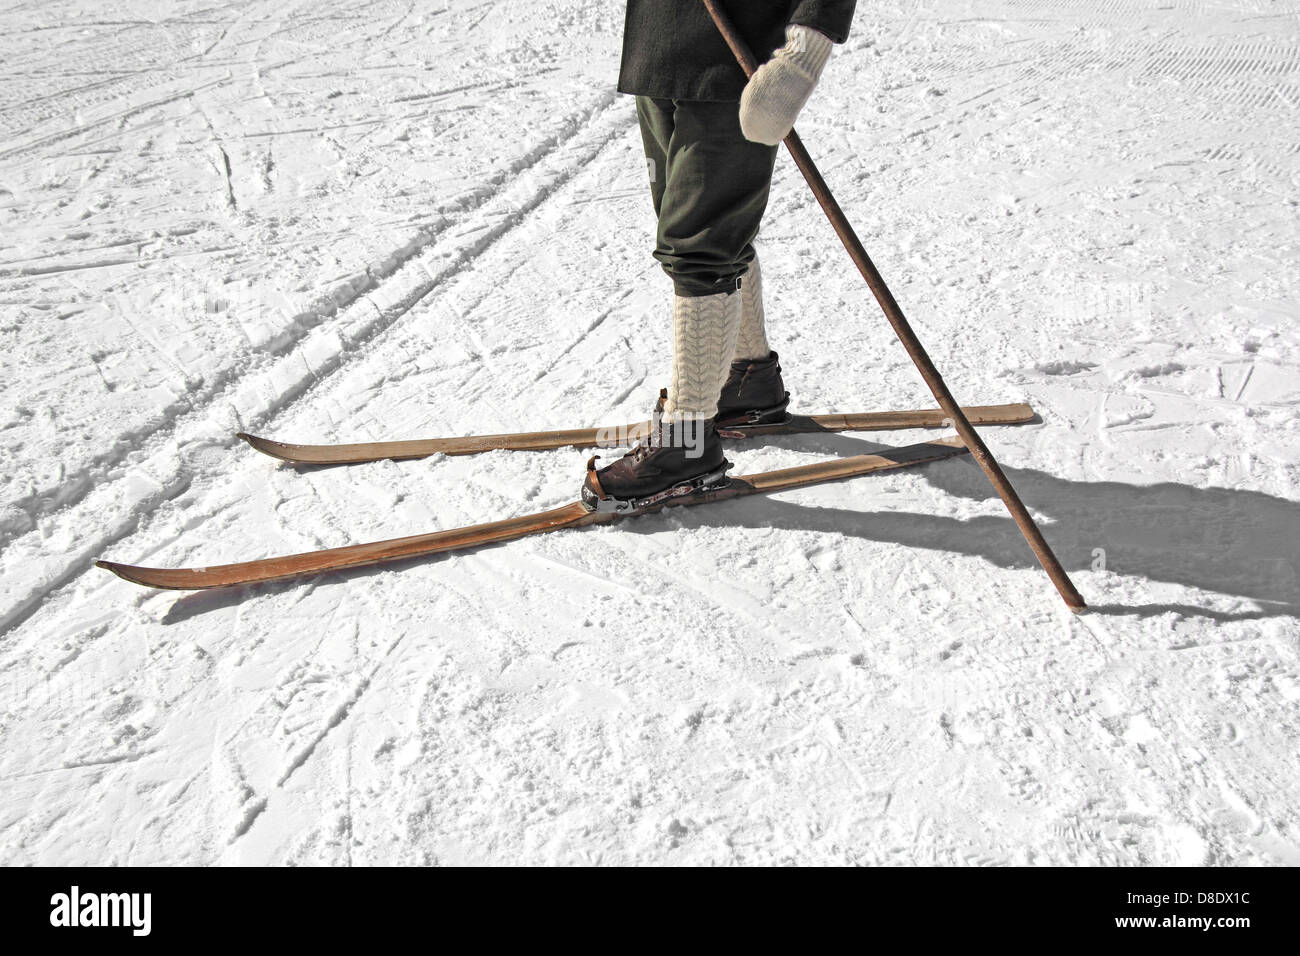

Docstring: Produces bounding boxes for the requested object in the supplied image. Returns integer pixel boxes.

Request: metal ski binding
[582,460,732,515]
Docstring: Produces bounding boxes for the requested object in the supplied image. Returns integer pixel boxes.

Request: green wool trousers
[636,96,780,297]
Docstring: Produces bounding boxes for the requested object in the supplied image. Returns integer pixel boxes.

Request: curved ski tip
[97,560,181,590]
[236,432,295,461]
[96,559,137,582]
[236,431,271,449]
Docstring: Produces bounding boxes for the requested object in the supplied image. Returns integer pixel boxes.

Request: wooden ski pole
[701,0,1086,611]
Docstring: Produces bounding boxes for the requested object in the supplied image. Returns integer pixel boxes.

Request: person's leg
[635,96,672,219]
[642,99,777,362]
[735,254,771,360]
[711,251,790,426]
[585,99,779,505]
[663,289,742,422]
[654,100,775,421]
[653,100,778,297]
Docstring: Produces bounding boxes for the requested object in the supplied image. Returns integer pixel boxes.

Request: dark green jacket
[619,0,856,101]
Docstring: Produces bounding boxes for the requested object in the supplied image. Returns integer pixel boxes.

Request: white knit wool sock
[739,24,834,146]
[734,256,772,361]
[663,291,743,420]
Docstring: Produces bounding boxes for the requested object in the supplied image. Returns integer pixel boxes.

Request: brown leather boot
[582,391,730,514]
[715,351,790,427]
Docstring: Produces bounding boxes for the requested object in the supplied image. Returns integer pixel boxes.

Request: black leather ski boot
[715,350,790,428]
[582,390,731,514]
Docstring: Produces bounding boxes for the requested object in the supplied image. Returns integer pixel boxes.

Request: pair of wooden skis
[97,404,1033,590]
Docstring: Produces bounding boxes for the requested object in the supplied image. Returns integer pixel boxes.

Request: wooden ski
[97,436,967,591]
[237,402,1033,465]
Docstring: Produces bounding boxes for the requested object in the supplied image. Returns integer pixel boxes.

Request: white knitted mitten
[735,256,771,361]
[738,24,834,146]
[663,291,743,419]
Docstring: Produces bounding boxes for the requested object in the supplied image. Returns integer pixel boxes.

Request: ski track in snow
[1,0,1298,865]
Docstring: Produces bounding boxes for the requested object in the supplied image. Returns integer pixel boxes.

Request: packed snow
[1,0,1297,865]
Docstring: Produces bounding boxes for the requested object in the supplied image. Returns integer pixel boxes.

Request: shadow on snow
[160,433,1299,623]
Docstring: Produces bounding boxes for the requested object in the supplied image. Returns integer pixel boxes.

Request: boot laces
[628,390,669,462]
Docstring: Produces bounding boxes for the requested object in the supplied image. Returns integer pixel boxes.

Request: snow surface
[1,0,1298,866]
